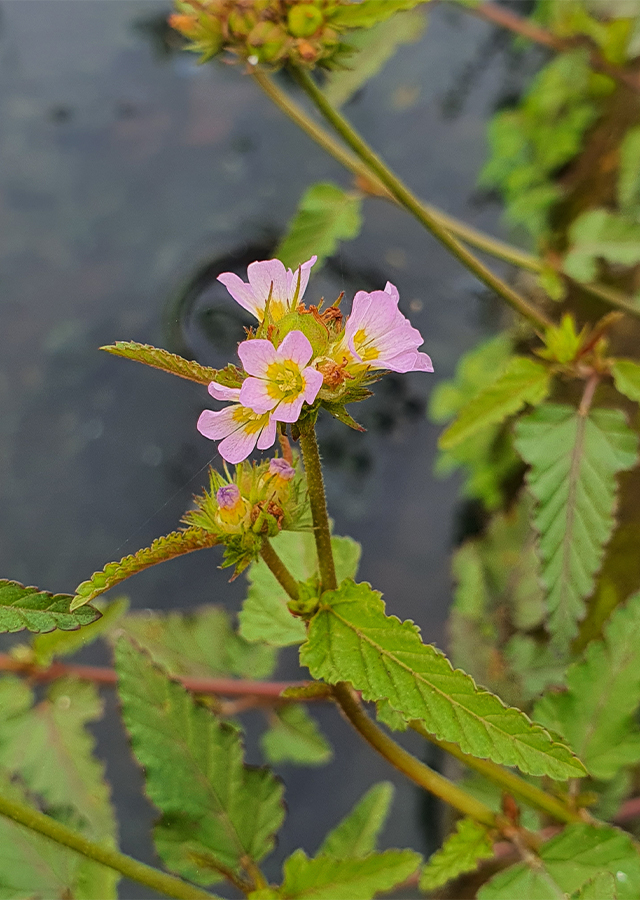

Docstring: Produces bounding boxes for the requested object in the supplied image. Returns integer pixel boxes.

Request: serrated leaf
[0,580,100,634]
[618,125,640,218]
[612,358,640,403]
[478,824,640,899]
[277,848,421,900]
[563,209,640,283]
[318,783,393,858]
[329,0,427,30]
[32,596,129,666]
[110,605,275,681]
[533,591,640,780]
[323,11,425,108]
[439,357,550,450]
[300,579,585,779]
[504,635,566,703]
[115,639,284,885]
[276,183,363,272]
[261,705,332,766]
[420,818,494,891]
[515,404,639,648]
[239,532,361,646]
[100,341,241,386]
[71,527,219,609]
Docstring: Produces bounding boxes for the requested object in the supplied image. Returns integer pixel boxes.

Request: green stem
[260,538,300,600]
[333,683,498,828]
[411,725,584,826]
[298,426,337,592]
[0,793,217,900]
[292,67,554,332]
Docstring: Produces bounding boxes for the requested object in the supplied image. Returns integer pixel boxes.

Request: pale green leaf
[478,824,640,899]
[261,705,332,766]
[439,357,550,450]
[71,527,219,609]
[100,341,241,386]
[276,183,363,272]
[329,0,428,30]
[504,635,566,703]
[563,209,640,283]
[111,605,276,680]
[612,358,640,403]
[0,579,100,633]
[318,783,394,858]
[515,404,638,648]
[572,872,618,899]
[419,818,494,891]
[323,11,425,108]
[618,126,640,217]
[375,699,408,731]
[32,596,128,666]
[115,639,284,885]
[533,591,640,780]
[277,848,421,899]
[300,580,585,779]
[239,532,360,646]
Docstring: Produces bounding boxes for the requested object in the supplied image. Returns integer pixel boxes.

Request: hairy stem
[298,426,337,592]
[292,67,554,331]
[0,793,216,900]
[260,537,300,600]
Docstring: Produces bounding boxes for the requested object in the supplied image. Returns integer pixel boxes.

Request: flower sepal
[271,310,329,358]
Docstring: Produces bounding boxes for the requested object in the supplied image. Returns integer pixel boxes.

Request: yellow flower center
[265,360,304,400]
[232,405,269,434]
[353,328,380,362]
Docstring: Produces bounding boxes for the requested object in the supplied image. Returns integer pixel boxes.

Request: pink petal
[257,416,278,451]
[277,330,313,367]
[302,367,323,404]
[239,376,278,413]
[197,407,238,441]
[286,254,317,302]
[217,272,261,319]
[238,338,277,377]
[247,259,288,306]
[384,281,400,303]
[272,395,305,423]
[208,381,241,401]
[412,351,434,372]
[218,427,260,464]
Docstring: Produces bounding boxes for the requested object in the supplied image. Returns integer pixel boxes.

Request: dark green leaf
[276,183,363,272]
[0,580,100,634]
[515,404,638,649]
[618,126,640,218]
[32,596,128,666]
[318,783,394,858]
[115,640,284,885]
[420,818,494,892]
[261,705,332,766]
[300,580,585,778]
[100,341,241,386]
[277,848,421,899]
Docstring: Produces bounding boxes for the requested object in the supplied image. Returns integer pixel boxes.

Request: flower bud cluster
[169,0,361,69]
[197,255,433,463]
[183,456,307,573]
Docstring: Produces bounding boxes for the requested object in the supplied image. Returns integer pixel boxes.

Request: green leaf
[533,591,640,780]
[32,596,129,666]
[323,11,425,108]
[328,0,428,30]
[572,872,618,899]
[276,183,363,272]
[618,125,640,218]
[111,605,275,681]
[504,635,567,703]
[612,358,640,403]
[318,782,394,858]
[300,580,585,779]
[115,639,284,885]
[239,532,360,646]
[439,357,551,450]
[277,848,421,899]
[478,824,640,899]
[515,404,639,648]
[100,341,242,386]
[261,705,332,766]
[71,527,219,609]
[0,580,100,634]
[419,818,494,892]
[563,209,640,283]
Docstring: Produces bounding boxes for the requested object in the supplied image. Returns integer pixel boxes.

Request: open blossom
[238,330,323,423]
[218,256,317,322]
[197,382,277,464]
[337,282,433,374]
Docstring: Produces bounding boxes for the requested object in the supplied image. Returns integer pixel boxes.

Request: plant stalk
[0,793,216,900]
[260,537,300,600]
[298,426,337,592]
[292,67,554,332]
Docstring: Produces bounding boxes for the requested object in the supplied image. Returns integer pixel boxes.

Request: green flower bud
[288,4,324,38]
[273,310,329,357]
[247,20,289,63]
[227,9,256,38]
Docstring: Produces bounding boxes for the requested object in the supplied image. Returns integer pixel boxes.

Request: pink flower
[197,382,277,464]
[269,458,295,481]
[238,330,323,423]
[339,282,433,373]
[217,256,317,322]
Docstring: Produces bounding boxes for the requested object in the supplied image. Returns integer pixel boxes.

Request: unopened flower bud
[248,21,288,63]
[269,457,295,482]
[288,4,324,38]
[215,484,250,532]
[228,9,256,38]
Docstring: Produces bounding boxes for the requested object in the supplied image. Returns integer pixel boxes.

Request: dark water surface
[0,2,538,896]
